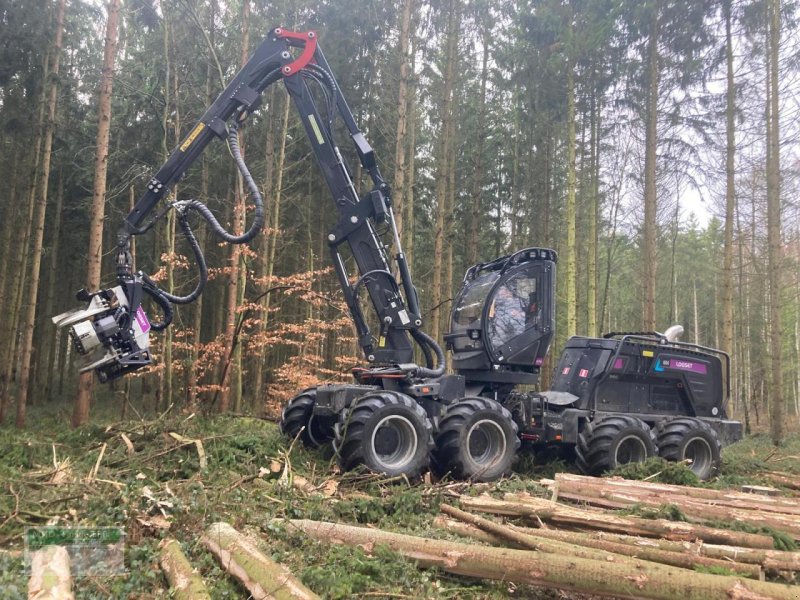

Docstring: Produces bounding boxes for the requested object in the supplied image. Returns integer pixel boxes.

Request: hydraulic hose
[142,120,264,310]
[142,283,174,331]
[411,329,445,378]
[180,121,264,244]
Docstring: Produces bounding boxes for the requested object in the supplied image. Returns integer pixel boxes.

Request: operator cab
[446,248,557,387]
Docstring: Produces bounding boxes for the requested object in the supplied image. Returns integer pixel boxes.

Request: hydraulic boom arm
[54,28,443,383]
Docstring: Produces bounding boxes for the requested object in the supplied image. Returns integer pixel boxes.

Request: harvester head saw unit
[52,278,152,383]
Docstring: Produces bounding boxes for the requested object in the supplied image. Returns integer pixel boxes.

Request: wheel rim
[370,415,418,470]
[467,419,507,468]
[615,434,648,465]
[684,436,713,476]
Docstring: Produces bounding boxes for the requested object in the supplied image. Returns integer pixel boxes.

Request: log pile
[278,475,800,599]
[540,473,800,540]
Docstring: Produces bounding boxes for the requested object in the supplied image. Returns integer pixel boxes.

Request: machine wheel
[432,397,520,482]
[657,418,722,481]
[334,391,433,478]
[576,415,657,475]
[280,388,334,448]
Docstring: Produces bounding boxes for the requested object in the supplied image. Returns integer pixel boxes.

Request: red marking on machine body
[275,28,318,75]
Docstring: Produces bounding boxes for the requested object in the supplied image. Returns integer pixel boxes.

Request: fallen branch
[284,519,798,600]
[202,522,319,600]
[158,538,211,600]
[28,545,74,600]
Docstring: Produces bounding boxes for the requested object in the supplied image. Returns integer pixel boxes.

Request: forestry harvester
[54,29,741,482]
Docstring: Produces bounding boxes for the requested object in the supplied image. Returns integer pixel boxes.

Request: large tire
[432,397,520,482]
[333,391,433,478]
[657,418,722,481]
[576,415,657,475]
[280,388,334,448]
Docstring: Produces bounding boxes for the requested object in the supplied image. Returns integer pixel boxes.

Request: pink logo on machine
[661,359,707,375]
[135,306,151,334]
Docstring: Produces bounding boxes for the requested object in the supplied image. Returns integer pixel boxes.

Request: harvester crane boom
[56,28,443,382]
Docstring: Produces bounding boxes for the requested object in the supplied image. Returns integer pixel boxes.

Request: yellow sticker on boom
[379,336,386,348]
[180,123,205,152]
[642,350,654,357]
[308,114,326,145]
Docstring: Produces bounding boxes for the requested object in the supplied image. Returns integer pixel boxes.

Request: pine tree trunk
[285,519,796,600]
[0,48,49,424]
[720,0,736,368]
[642,5,660,330]
[565,53,577,338]
[403,43,417,267]
[187,1,215,406]
[73,0,121,427]
[766,0,783,446]
[430,0,458,343]
[440,504,760,578]
[16,0,66,427]
[220,0,250,413]
[39,168,64,402]
[391,0,413,242]
[586,80,599,337]
[468,25,489,266]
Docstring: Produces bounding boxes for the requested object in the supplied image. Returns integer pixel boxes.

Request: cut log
[158,538,211,600]
[28,545,74,600]
[432,516,515,547]
[761,472,800,492]
[542,484,800,538]
[284,519,799,600]
[441,504,760,579]
[439,504,632,563]
[460,494,774,549]
[742,485,782,497]
[202,522,319,600]
[552,473,800,515]
[514,526,800,572]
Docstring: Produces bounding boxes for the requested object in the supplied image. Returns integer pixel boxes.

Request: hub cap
[615,434,648,465]
[467,419,507,467]
[684,436,713,476]
[371,415,418,470]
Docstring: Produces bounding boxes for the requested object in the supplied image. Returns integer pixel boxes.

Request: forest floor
[0,402,798,599]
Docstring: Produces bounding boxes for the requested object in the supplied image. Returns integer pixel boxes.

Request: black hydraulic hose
[180,121,264,244]
[142,283,173,331]
[142,120,264,309]
[141,213,208,305]
[415,329,434,369]
[411,329,445,378]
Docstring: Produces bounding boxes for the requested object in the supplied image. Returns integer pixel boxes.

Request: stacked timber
[279,476,800,598]
[541,473,800,541]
